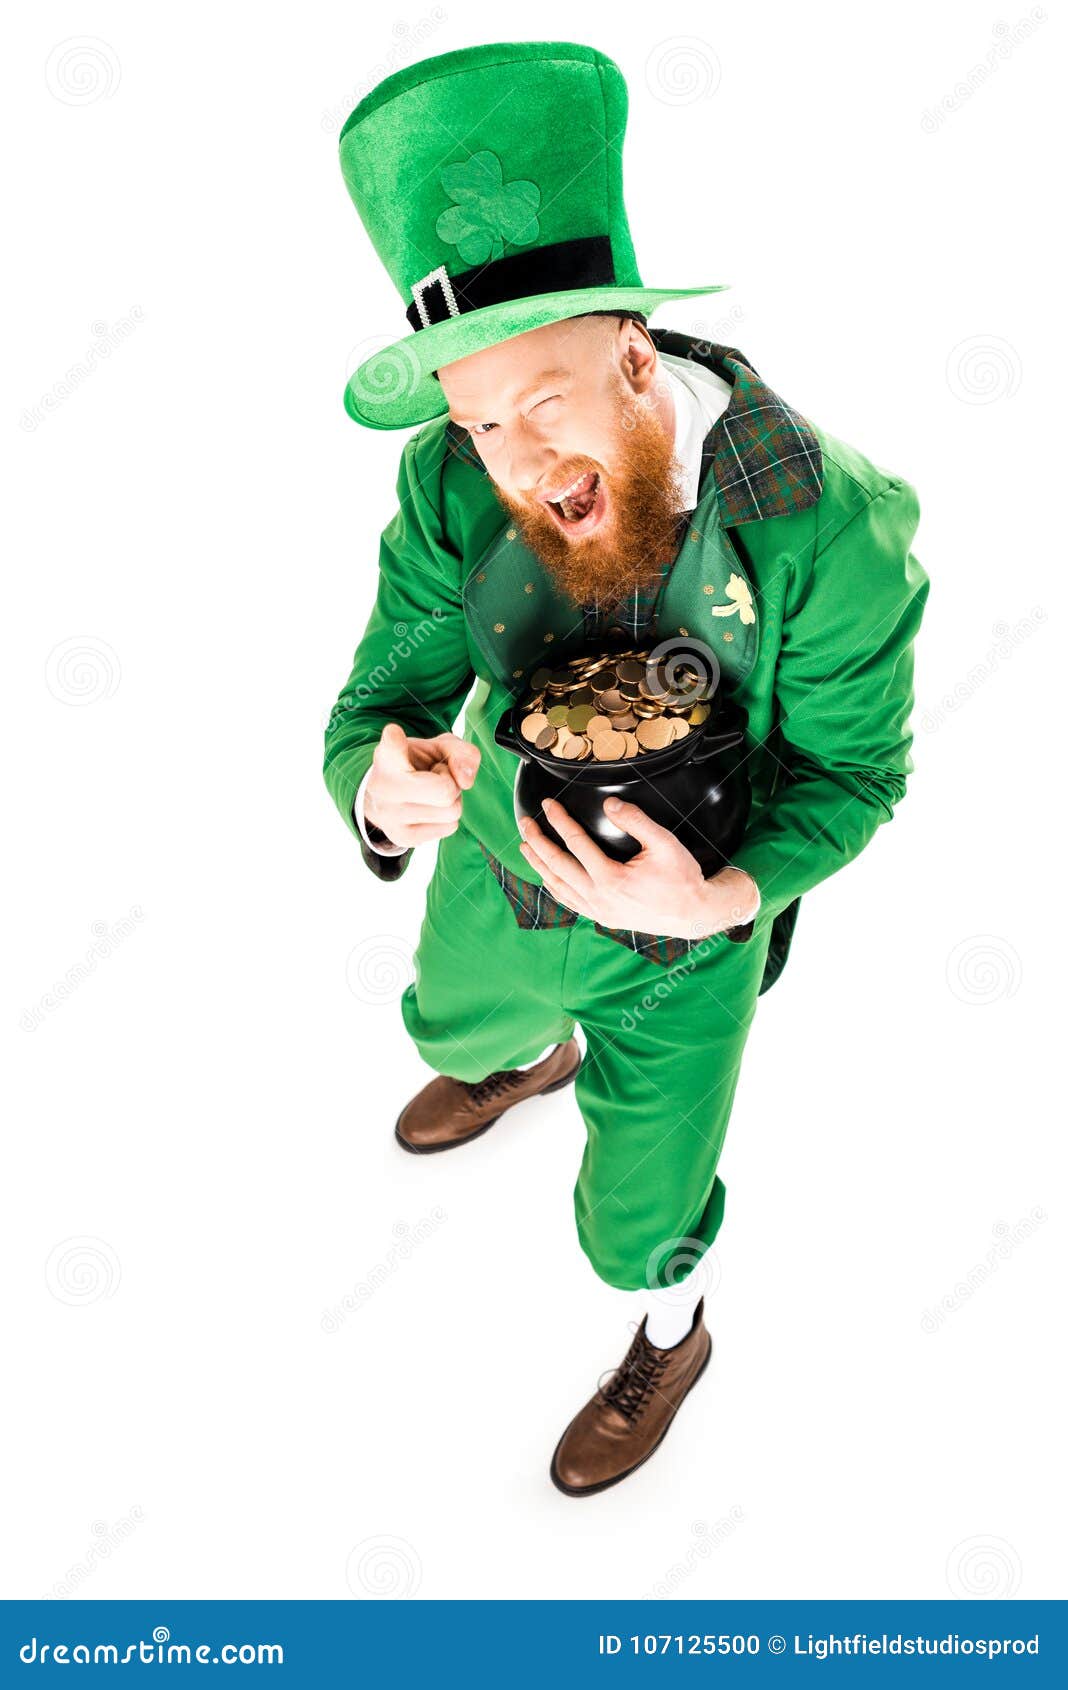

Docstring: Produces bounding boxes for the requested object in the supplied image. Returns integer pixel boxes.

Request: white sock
[643,1274,705,1349]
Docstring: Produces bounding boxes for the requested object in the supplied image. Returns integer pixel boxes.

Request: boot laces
[463,1066,529,1108]
[602,1332,670,1423]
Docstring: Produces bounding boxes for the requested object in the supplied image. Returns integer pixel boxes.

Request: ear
[617,317,659,398]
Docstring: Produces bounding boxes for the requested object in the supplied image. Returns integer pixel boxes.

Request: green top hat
[338,40,726,429]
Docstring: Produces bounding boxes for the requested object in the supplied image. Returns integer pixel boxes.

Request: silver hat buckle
[410,264,461,329]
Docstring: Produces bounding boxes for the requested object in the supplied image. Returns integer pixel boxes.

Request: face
[436,316,686,608]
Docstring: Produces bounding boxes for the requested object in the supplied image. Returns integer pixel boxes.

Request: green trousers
[400,824,775,1292]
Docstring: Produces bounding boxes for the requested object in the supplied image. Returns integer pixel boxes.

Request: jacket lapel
[649,331,823,525]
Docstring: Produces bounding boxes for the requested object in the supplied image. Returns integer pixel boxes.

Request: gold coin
[635,717,674,750]
[517,644,709,766]
[662,688,695,710]
[593,730,627,760]
[568,703,597,731]
[520,711,550,742]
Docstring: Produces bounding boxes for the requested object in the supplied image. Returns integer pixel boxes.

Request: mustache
[521,459,603,503]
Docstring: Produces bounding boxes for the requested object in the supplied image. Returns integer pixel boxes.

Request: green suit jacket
[324,332,930,991]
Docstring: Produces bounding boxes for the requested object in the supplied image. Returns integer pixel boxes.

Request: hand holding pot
[518,796,760,941]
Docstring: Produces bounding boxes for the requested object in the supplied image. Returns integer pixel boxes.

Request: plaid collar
[444,331,823,528]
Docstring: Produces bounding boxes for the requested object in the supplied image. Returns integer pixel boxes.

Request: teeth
[548,471,596,503]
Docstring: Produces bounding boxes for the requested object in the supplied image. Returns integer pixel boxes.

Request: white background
[3,0,1064,1603]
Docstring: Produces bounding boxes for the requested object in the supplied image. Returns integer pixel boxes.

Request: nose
[507,430,556,500]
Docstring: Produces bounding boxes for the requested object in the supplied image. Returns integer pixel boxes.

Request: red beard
[491,394,688,609]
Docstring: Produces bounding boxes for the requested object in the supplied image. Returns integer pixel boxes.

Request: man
[324,41,929,1497]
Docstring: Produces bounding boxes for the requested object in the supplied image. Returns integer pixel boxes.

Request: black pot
[494,653,752,876]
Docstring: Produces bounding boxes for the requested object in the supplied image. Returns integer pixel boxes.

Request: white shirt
[352,351,760,919]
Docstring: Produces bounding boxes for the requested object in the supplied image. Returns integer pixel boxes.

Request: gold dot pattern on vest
[517,648,713,763]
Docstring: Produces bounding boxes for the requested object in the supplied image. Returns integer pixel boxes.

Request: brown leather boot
[550,1299,712,1496]
[394,1038,581,1154]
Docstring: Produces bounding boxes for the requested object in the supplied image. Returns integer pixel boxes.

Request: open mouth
[541,469,607,537]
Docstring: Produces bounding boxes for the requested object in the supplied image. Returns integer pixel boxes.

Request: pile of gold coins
[517,648,714,763]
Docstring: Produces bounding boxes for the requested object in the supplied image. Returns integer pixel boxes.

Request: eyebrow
[449,366,571,426]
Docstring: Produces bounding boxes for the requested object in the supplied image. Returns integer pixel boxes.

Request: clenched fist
[363,722,480,848]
